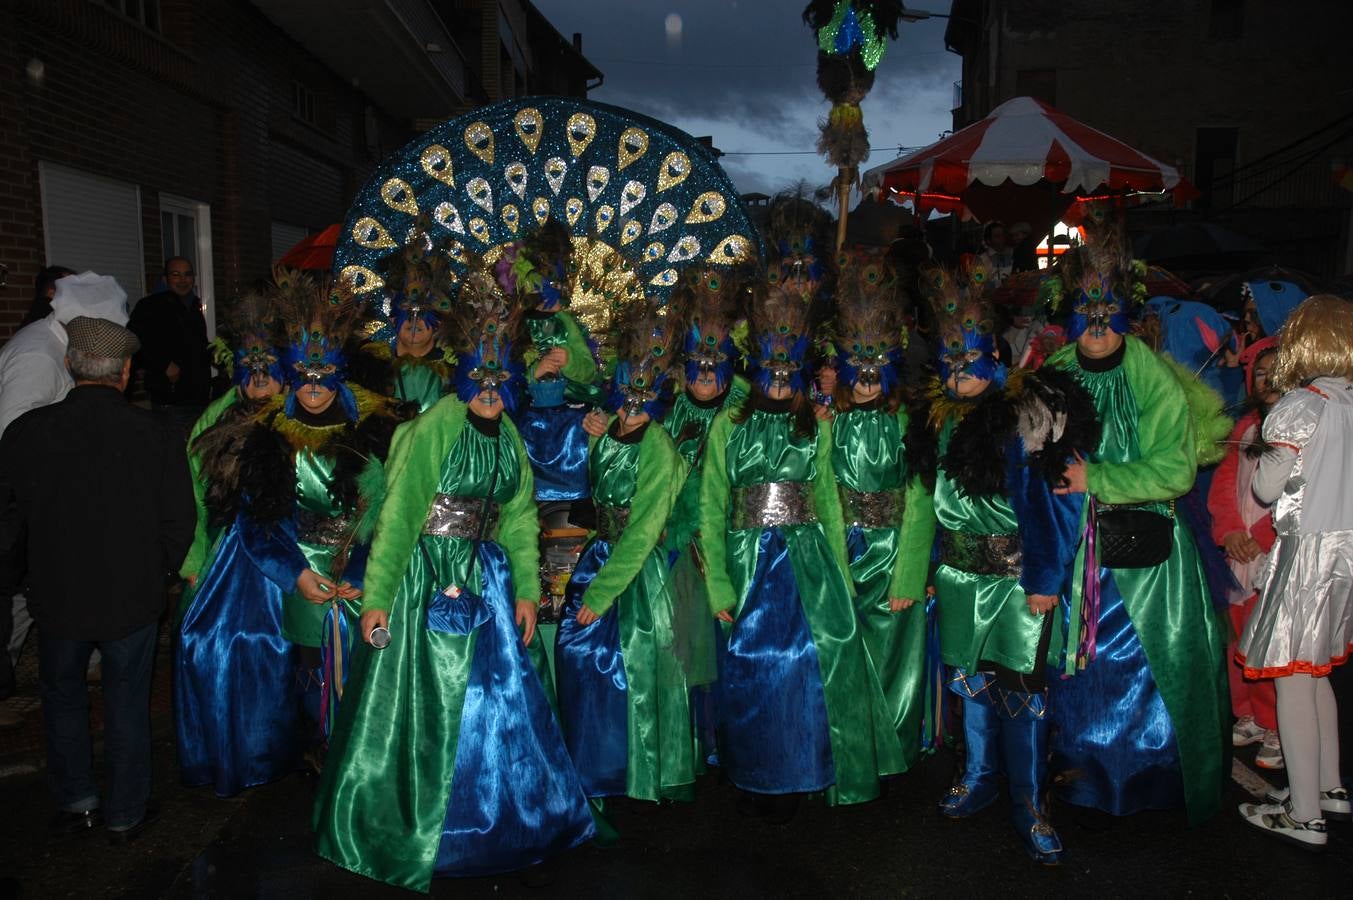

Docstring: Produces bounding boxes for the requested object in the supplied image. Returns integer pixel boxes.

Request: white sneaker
[1254,731,1284,770]
[1265,786,1351,822]
[1239,800,1327,850]
[1232,715,1265,747]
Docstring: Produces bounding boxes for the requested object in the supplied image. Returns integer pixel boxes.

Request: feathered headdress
[607,298,675,419]
[380,216,457,334]
[1044,204,1143,339]
[446,251,524,414]
[922,256,1005,390]
[835,250,902,394]
[495,217,573,311]
[764,191,834,303]
[671,264,748,391]
[223,287,283,389]
[276,266,363,419]
[749,272,813,394]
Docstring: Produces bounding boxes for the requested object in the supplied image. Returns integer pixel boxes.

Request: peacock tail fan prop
[445,251,525,415]
[835,249,903,394]
[378,214,459,336]
[922,258,1006,391]
[750,273,813,394]
[331,97,764,352]
[608,298,676,419]
[275,266,364,421]
[222,286,284,389]
[671,263,751,391]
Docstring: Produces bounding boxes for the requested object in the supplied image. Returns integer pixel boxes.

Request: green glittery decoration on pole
[816,1,888,71]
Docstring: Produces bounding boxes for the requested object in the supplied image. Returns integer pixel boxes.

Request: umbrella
[1197,265,1325,317]
[1133,222,1263,262]
[863,96,1188,234]
[992,263,1195,308]
[277,223,341,270]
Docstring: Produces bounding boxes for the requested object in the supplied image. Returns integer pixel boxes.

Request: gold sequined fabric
[939,531,1023,577]
[594,504,632,543]
[732,481,819,530]
[422,493,500,540]
[839,487,905,529]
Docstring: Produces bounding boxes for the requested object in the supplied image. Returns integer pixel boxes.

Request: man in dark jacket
[128,256,212,434]
[0,316,194,842]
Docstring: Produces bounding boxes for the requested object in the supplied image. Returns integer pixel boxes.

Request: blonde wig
[1270,294,1353,393]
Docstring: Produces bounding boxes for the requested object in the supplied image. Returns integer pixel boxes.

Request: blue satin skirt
[518,404,590,501]
[554,541,628,797]
[433,543,595,876]
[716,530,834,794]
[175,523,300,797]
[1049,569,1184,814]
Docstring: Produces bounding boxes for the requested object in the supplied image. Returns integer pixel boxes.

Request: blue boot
[938,669,1001,818]
[993,686,1063,865]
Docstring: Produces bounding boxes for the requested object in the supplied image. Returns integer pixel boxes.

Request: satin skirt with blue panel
[433,542,595,876]
[518,403,590,502]
[554,540,628,798]
[1049,568,1184,814]
[175,521,300,797]
[717,529,834,794]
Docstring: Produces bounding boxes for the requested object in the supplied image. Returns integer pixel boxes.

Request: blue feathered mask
[673,265,746,392]
[922,259,1006,392]
[607,301,674,419]
[749,278,812,394]
[448,264,523,415]
[835,250,902,395]
[275,267,361,420]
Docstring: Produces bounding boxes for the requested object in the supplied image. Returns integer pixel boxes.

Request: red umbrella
[864,97,1190,233]
[277,223,342,270]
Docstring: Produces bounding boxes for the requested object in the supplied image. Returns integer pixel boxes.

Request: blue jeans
[38,622,157,828]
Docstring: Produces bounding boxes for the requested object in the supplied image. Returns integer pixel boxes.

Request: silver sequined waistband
[595,505,631,542]
[940,531,1023,577]
[732,481,818,530]
[422,493,500,540]
[296,509,352,547]
[840,487,905,529]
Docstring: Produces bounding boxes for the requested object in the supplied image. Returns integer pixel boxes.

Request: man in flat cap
[0,315,195,842]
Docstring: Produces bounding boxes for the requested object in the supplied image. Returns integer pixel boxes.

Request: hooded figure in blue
[1143,297,1244,410]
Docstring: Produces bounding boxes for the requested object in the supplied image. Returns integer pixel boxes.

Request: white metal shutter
[38,162,146,305]
[271,222,310,263]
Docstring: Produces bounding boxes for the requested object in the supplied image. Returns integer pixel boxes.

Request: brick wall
[0,0,412,340]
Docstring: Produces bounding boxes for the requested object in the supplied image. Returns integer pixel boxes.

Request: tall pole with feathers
[802,1,904,250]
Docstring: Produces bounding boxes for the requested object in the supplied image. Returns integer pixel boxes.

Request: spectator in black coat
[0,316,194,842]
[128,256,212,434]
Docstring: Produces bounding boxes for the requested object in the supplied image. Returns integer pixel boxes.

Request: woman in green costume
[348,225,456,415]
[313,262,594,892]
[1044,234,1230,825]
[698,248,901,812]
[829,252,936,772]
[556,301,693,802]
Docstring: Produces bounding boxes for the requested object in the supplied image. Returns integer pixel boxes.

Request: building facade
[944,0,1352,276]
[0,0,599,339]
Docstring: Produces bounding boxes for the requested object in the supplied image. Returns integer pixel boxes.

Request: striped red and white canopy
[872,96,1181,198]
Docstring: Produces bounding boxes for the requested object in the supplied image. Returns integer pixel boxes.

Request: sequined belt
[296,509,353,547]
[732,481,818,530]
[840,487,905,529]
[422,493,500,540]
[595,504,631,542]
[940,531,1023,577]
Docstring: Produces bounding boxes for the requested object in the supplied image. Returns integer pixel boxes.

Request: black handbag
[1094,499,1174,569]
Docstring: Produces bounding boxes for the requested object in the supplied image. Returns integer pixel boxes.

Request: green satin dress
[281,450,356,648]
[555,421,692,800]
[831,403,937,770]
[314,399,580,890]
[932,416,1048,675]
[699,405,902,804]
[1046,337,1228,824]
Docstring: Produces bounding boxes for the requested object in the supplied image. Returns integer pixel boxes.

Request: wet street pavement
[1,625,1350,898]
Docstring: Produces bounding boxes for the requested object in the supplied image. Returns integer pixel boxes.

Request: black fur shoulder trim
[903,394,938,491]
[944,388,1016,498]
[1018,367,1102,488]
[237,414,297,525]
[326,407,400,514]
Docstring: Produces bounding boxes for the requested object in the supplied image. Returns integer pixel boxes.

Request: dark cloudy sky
[533,1,960,198]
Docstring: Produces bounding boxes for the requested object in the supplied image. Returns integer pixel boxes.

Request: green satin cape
[697,406,902,803]
[313,397,543,891]
[1048,335,1229,824]
[831,404,936,769]
[580,421,693,798]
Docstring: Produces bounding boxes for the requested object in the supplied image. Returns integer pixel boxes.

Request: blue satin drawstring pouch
[426,585,493,635]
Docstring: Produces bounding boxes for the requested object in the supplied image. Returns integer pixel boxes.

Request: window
[1015,68,1057,107]
[101,0,161,32]
[1208,0,1244,39]
[292,81,316,126]
[1195,127,1239,209]
[39,162,146,302]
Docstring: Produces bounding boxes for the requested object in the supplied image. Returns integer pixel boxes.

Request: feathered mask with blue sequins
[447,255,523,414]
[923,257,1005,391]
[835,250,902,394]
[606,300,673,418]
[750,274,812,394]
[673,265,747,392]
[224,288,283,389]
[380,218,456,337]
[275,267,362,419]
